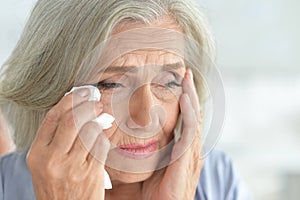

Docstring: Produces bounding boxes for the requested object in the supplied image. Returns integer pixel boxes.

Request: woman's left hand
[142,69,204,200]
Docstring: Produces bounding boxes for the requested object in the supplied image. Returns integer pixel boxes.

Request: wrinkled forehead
[110,50,184,68]
[97,27,186,69]
[76,27,188,84]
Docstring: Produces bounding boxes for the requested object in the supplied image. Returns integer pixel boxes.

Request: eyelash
[95,73,182,90]
[164,81,182,88]
[96,81,181,91]
[95,82,124,90]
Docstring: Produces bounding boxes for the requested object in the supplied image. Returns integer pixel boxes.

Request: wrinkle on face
[112,15,183,35]
[94,15,187,184]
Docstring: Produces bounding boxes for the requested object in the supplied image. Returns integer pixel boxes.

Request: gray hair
[0,0,215,151]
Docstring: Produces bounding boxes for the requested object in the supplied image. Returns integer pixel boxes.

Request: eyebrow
[100,61,184,74]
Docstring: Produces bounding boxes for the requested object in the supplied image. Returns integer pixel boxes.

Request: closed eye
[152,71,182,89]
[165,81,181,88]
[95,81,124,90]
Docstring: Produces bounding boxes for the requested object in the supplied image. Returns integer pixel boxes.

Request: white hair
[0,0,215,151]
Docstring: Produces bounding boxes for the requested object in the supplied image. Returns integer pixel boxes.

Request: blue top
[0,150,251,200]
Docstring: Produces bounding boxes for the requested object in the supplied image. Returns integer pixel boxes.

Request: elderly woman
[0,0,251,199]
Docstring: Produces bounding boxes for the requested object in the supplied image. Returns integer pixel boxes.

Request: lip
[115,139,158,160]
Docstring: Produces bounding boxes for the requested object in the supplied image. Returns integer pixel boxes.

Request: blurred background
[0,0,299,199]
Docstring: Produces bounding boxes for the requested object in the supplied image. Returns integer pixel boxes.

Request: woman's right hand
[26,88,110,200]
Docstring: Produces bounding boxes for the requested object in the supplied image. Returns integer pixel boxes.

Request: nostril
[127,117,142,129]
[121,107,165,138]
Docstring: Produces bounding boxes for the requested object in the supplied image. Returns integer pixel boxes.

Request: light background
[0,1,299,199]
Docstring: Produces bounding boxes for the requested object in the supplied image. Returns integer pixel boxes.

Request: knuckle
[44,109,60,125]
[26,153,36,169]
[44,166,61,180]
[44,162,55,177]
[67,166,91,183]
[68,172,85,183]
[26,151,61,179]
[44,156,64,179]
[61,112,76,129]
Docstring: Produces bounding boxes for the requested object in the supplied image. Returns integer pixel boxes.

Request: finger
[163,89,203,197]
[163,94,203,197]
[180,93,197,129]
[50,100,103,153]
[87,133,111,190]
[161,145,195,199]
[172,94,198,160]
[162,146,202,199]
[180,93,202,148]
[81,134,110,191]
[87,132,110,167]
[33,88,91,146]
[182,68,200,113]
[69,121,103,164]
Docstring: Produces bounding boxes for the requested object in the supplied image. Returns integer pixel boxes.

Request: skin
[26,17,203,200]
[0,111,14,155]
[99,49,186,183]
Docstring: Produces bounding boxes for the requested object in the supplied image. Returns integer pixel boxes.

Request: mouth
[115,139,158,160]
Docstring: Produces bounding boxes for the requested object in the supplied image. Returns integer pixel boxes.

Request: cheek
[162,101,180,136]
[99,94,116,138]
[100,91,181,140]
[100,95,113,112]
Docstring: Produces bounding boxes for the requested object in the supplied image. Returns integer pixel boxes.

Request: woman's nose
[128,84,154,128]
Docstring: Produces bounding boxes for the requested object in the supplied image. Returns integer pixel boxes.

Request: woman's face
[95,18,186,184]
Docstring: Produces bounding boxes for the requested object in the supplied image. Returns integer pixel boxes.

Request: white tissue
[65,85,113,189]
[93,113,115,129]
[65,85,101,101]
[65,85,115,130]
[104,169,112,189]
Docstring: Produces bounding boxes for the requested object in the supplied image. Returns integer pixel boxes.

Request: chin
[107,168,154,184]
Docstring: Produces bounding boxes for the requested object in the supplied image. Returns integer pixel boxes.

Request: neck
[105,181,143,200]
